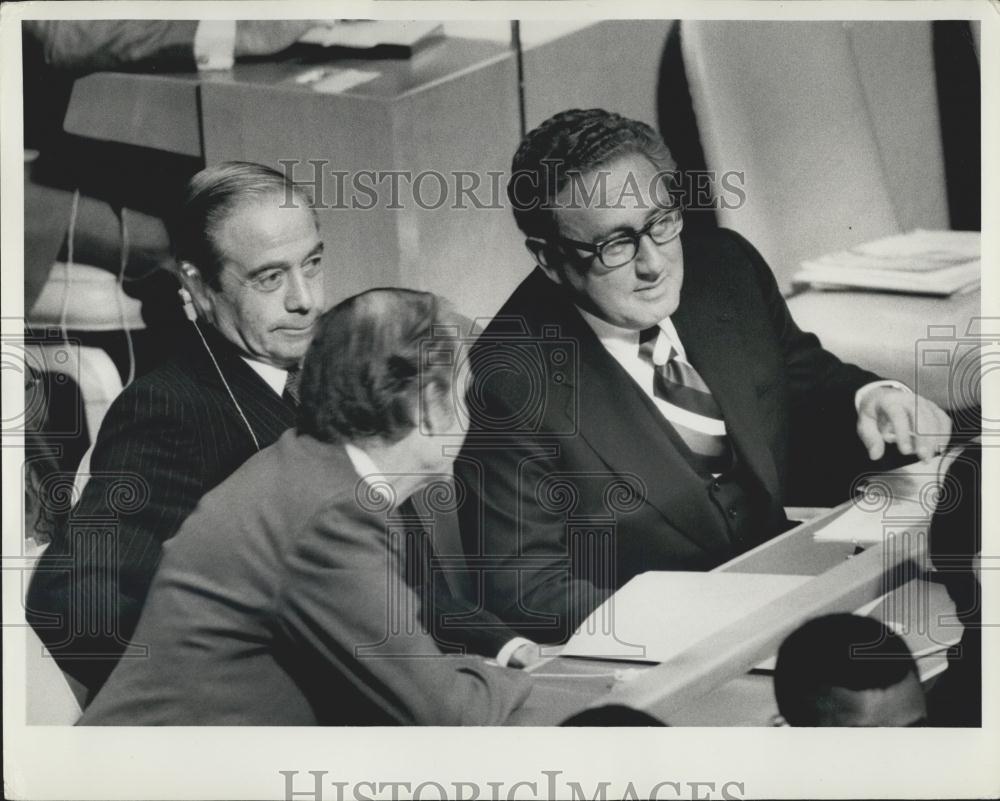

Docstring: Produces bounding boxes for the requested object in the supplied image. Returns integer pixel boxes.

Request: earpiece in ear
[178,287,197,322]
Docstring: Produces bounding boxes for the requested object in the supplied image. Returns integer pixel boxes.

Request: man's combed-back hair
[298,288,461,444]
[170,161,315,289]
[773,613,918,726]
[508,108,677,239]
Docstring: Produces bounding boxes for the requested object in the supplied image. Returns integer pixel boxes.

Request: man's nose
[284,268,316,313]
[633,233,671,279]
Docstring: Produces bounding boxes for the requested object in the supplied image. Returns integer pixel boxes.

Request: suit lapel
[187,323,297,441]
[549,300,732,554]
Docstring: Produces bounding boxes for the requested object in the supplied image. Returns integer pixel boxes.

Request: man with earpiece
[27,162,325,701]
[27,162,539,705]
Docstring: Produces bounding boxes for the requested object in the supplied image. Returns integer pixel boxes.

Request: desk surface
[511,481,957,726]
[787,288,982,412]
[63,37,512,156]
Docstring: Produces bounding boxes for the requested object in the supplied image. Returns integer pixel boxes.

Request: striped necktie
[282,366,302,407]
[638,327,732,475]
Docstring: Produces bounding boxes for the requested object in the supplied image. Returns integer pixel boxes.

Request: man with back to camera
[79,289,532,725]
[456,108,953,642]
[27,162,537,701]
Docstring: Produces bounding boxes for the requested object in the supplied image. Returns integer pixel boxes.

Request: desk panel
[64,71,202,157]
[198,39,525,315]
[787,288,983,411]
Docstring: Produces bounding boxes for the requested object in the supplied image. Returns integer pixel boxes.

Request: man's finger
[858,413,885,460]
[884,402,915,455]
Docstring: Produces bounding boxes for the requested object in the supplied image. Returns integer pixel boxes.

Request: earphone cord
[189,318,261,452]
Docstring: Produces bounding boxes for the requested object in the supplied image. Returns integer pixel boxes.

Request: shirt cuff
[495,636,534,668]
[854,379,912,412]
[194,20,236,71]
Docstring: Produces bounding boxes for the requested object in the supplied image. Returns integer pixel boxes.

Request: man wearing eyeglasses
[455,109,953,643]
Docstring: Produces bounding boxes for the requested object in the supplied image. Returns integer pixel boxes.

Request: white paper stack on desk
[794,229,980,296]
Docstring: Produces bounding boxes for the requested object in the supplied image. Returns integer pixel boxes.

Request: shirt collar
[240,357,287,397]
[344,442,383,487]
[575,306,686,360]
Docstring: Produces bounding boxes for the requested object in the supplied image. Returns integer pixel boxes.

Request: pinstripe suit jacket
[27,323,295,696]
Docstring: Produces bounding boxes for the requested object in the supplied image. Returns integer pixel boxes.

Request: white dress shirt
[241,357,287,398]
[193,20,237,71]
[576,307,729,438]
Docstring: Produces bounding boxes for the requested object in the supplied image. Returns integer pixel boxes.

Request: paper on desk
[309,69,380,94]
[813,451,952,544]
[795,229,980,295]
[561,571,812,662]
[754,574,960,681]
[856,229,980,262]
[811,497,929,545]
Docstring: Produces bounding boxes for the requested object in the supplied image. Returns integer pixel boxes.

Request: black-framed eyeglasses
[552,207,684,270]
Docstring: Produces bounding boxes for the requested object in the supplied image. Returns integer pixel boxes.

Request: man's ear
[419,381,456,436]
[525,238,563,285]
[177,262,215,321]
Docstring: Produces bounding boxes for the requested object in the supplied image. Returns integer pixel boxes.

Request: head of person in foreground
[774,613,926,727]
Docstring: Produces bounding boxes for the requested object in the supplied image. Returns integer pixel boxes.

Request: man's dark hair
[774,613,918,726]
[298,288,462,444]
[508,108,677,239]
[171,161,315,289]
[561,704,667,726]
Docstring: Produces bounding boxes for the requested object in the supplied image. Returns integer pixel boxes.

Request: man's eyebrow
[247,242,325,276]
[589,206,674,243]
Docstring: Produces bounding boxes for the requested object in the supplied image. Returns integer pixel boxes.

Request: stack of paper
[794,229,980,296]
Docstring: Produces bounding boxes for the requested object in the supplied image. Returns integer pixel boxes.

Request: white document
[811,497,930,545]
[813,450,952,544]
[795,229,981,296]
[309,69,380,94]
[561,571,811,662]
[754,576,960,681]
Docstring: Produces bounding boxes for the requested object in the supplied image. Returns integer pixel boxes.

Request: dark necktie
[282,366,302,407]
[638,327,732,474]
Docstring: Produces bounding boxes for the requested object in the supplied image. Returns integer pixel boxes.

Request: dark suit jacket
[79,431,532,725]
[456,228,880,641]
[27,323,296,694]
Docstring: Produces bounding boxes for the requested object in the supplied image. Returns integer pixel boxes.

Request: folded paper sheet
[561,571,812,662]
